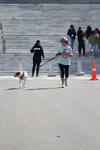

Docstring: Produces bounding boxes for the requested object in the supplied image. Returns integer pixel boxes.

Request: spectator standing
[67,24,76,51]
[85,26,93,39]
[89,29,100,56]
[30,40,45,77]
[77,26,85,57]
[84,26,93,52]
[95,28,100,51]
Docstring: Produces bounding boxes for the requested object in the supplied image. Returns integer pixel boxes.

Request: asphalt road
[0,76,100,150]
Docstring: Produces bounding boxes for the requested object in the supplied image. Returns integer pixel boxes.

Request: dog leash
[40,52,70,68]
[40,56,57,67]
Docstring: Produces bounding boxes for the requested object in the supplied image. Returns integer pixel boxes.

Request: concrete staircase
[0,52,100,76]
[0,4,100,53]
[0,0,100,4]
[0,4,100,75]
[0,52,59,76]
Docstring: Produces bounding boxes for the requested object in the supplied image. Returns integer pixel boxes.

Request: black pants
[78,42,85,56]
[59,64,69,78]
[32,61,41,76]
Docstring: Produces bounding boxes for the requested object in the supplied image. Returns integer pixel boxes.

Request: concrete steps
[0,52,100,76]
[0,4,100,75]
[0,4,100,53]
[0,52,58,75]
[0,0,100,4]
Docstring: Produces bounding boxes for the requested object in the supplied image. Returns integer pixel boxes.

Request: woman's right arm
[56,52,62,56]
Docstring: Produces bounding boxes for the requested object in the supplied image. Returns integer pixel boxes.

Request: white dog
[14,71,28,88]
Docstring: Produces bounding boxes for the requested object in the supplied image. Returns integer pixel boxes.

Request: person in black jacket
[77,27,85,57]
[30,40,45,77]
[67,24,76,51]
[84,26,93,52]
[85,26,93,40]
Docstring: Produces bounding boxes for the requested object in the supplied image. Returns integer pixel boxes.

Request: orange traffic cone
[90,60,98,80]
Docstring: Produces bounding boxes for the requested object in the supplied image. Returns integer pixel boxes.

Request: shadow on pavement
[4,87,62,91]
[26,87,61,91]
[4,88,20,90]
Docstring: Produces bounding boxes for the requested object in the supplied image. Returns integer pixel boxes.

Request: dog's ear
[15,72,20,76]
[17,72,21,76]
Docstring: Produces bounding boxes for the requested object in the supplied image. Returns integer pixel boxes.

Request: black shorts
[59,63,69,78]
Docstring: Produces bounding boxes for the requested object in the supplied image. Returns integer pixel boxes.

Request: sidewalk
[0,74,100,80]
[0,76,100,150]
